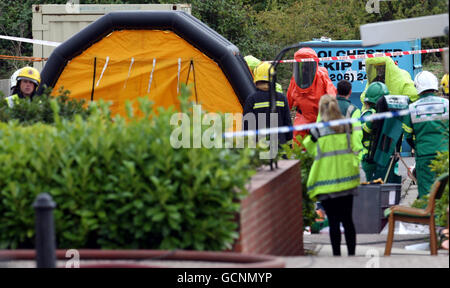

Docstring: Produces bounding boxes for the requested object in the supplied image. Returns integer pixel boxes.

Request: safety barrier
[224,104,449,139]
[270,48,446,63]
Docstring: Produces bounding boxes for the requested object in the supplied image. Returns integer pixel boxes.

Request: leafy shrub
[412,151,449,227]
[0,86,257,250]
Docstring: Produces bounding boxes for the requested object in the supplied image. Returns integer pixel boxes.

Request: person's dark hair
[337,80,352,96]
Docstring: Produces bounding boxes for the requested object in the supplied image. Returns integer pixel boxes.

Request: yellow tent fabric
[52,30,242,117]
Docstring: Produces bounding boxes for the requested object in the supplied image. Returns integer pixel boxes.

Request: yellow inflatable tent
[39,11,256,117]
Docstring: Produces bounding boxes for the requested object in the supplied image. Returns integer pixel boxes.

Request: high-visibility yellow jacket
[303,126,360,199]
[4,94,20,108]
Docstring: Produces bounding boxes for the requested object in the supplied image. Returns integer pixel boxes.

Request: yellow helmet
[441,73,449,95]
[253,62,274,84]
[16,66,41,87]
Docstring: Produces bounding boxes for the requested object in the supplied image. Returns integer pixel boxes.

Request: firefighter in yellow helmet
[244,55,283,93]
[243,62,293,145]
[5,66,41,108]
[441,73,449,98]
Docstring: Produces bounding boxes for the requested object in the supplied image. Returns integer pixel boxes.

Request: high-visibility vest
[361,107,376,158]
[4,94,19,108]
[303,125,360,199]
[404,94,449,157]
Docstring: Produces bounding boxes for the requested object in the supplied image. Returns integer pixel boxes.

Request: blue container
[301,38,422,156]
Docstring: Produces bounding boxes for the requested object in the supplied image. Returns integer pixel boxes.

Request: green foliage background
[0,0,448,80]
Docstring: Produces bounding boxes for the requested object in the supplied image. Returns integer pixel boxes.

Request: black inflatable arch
[39,10,256,107]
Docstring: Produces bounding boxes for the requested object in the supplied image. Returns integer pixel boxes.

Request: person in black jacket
[243,62,293,149]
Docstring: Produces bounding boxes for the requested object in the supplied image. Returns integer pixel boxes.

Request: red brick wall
[233,160,304,256]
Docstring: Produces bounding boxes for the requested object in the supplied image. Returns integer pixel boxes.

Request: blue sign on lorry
[301,38,422,109]
[300,38,422,156]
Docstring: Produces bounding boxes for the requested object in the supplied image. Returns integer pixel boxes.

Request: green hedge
[0,87,258,250]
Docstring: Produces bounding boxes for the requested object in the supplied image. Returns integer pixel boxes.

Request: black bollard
[33,193,57,268]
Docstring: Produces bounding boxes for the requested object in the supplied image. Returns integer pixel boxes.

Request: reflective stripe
[362,123,371,133]
[314,149,353,160]
[253,101,285,109]
[6,96,14,108]
[402,123,413,133]
[353,126,362,131]
[5,95,18,108]
[254,102,269,109]
[315,127,352,160]
[346,105,355,119]
[308,174,360,191]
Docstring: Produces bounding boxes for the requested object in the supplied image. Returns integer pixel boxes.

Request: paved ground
[282,233,449,268]
[281,157,449,268]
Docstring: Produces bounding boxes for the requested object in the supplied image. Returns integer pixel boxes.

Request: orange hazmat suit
[287,48,337,140]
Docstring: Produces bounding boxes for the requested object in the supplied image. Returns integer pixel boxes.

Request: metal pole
[33,193,57,268]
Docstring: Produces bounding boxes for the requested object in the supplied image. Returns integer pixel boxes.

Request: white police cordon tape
[269,48,446,63]
[0,35,61,47]
[223,105,449,139]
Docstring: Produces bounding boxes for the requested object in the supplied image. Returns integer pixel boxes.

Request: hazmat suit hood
[293,48,319,90]
[293,48,319,89]
[360,56,418,106]
[287,47,337,140]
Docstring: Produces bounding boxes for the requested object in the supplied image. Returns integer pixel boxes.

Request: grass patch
[423,61,446,81]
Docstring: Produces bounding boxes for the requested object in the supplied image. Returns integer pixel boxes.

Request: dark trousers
[321,195,356,256]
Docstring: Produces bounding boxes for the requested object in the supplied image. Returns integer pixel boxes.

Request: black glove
[310,128,320,142]
[406,137,415,150]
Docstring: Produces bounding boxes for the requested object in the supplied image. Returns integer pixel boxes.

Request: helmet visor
[294,62,316,89]
[367,63,386,84]
[17,76,39,87]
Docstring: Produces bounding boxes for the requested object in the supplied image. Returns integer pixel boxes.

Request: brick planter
[233,160,304,256]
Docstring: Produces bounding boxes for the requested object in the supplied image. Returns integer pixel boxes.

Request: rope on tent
[124,57,134,89]
[147,58,156,94]
[191,60,199,104]
[177,58,181,94]
[96,56,109,87]
[185,59,199,104]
